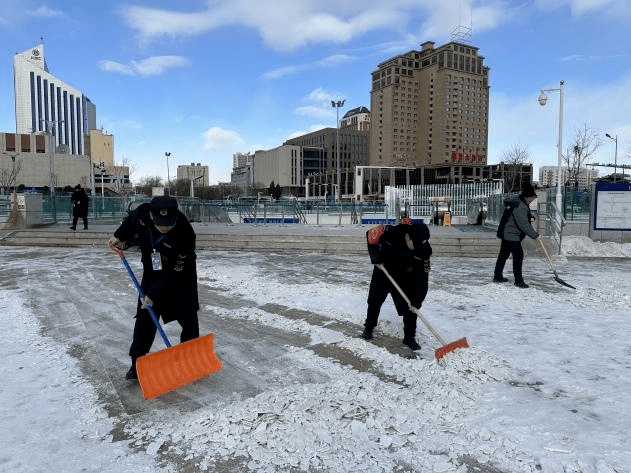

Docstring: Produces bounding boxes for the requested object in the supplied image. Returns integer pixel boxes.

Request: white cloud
[26,5,64,17]
[263,54,354,80]
[98,56,190,76]
[119,1,516,52]
[201,127,245,150]
[535,0,631,16]
[294,106,332,119]
[292,87,346,119]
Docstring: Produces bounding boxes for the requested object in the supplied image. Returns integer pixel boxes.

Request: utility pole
[165,152,171,195]
[331,100,345,201]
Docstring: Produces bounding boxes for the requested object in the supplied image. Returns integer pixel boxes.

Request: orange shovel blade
[136,333,222,400]
[434,337,469,361]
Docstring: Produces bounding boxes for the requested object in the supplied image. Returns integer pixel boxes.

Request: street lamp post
[538,80,564,214]
[331,100,345,201]
[40,119,63,220]
[165,152,171,195]
[605,133,618,183]
[99,161,105,210]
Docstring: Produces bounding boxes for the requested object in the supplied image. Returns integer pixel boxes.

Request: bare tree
[500,143,529,192]
[138,176,163,196]
[111,155,135,196]
[564,124,601,187]
[0,154,22,193]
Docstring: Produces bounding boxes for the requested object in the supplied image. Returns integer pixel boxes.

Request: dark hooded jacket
[113,202,199,323]
[379,223,432,288]
[71,187,89,218]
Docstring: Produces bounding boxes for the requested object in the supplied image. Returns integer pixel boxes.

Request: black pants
[494,239,524,283]
[72,215,88,229]
[129,298,199,361]
[365,266,428,340]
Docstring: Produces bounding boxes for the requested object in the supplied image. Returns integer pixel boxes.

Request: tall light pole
[605,133,618,183]
[331,99,345,201]
[165,152,171,195]
[99,161,106,210]
[40,119,63,219]
[538,80,564,214]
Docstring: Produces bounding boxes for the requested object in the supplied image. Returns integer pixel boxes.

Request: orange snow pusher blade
[434,337,469,361]
[137,333,222,400]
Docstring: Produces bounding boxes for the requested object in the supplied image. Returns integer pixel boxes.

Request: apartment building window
[36,134,45,153]
[21,134,30,152]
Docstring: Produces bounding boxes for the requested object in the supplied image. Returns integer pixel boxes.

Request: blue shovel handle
[110,242,172,348]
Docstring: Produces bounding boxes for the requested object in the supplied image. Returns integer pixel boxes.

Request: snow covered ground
[1,235,630,473]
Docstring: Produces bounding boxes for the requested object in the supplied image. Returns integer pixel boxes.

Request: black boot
[70,226,76,231]
[361,327,373,340]
[402,337,421,351]
[125,358,138,380]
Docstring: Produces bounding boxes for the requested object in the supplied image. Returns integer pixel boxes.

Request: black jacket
[71,189,89,217]
[380,223,432,288]
[114,203,199,322]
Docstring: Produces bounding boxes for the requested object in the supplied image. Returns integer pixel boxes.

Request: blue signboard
[593,182,631,231]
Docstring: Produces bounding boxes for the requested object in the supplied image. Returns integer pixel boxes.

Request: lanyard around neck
[150,229,167,250]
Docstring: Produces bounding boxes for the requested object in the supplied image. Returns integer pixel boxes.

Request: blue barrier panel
[243,218,300,224]
[361,218,424,225]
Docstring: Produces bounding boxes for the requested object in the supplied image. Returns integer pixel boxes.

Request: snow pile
[561,235,631,257]
[0,289,164,473]
[126,347,515,472]
[2,245,630,473]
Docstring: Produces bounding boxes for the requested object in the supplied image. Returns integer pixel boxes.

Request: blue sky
[1,0,630,185]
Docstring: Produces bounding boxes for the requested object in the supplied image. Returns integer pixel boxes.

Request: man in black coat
[70,184,89,230]
[109,196,200,380]
[362,222,432,351]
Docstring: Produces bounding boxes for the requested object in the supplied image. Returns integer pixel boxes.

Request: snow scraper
[110,244,222,399]
[538,239,575,289]
[376,264,469,360]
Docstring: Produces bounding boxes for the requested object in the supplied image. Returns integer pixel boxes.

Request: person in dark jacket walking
[493,183,540,288]
[70,184,89,230]
[362,222,432,350]
[109,196,200,380]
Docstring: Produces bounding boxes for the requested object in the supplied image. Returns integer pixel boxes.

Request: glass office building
[13,43,96,156]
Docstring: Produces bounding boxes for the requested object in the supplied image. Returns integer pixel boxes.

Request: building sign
[451,148,485,162]
[593,182,631,231]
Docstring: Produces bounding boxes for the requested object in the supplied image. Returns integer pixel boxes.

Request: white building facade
[539,165,598,188]
[14,43,96,156]
[177,163,209,187]
[253,145,302,193]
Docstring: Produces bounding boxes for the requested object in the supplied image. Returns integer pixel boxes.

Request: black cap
[520,183,537,198]
[150,196,178,227]
[407,222,430,247]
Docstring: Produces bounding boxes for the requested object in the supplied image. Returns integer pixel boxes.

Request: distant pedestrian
[362,222,432,350]
[493,183,540,288]
[108,196,200,380]
[70,184,89,230]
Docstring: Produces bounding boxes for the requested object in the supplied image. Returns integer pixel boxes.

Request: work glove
[141,295,153,309]
[108,237,127,250]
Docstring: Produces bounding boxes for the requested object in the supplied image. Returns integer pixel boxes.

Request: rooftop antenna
[450,2,472,44]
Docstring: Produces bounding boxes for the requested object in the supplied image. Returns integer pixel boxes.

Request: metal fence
[0,185,594,228]
[385,182,505,219]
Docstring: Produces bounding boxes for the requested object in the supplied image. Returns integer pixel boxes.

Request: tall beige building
[370,40,490,169]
